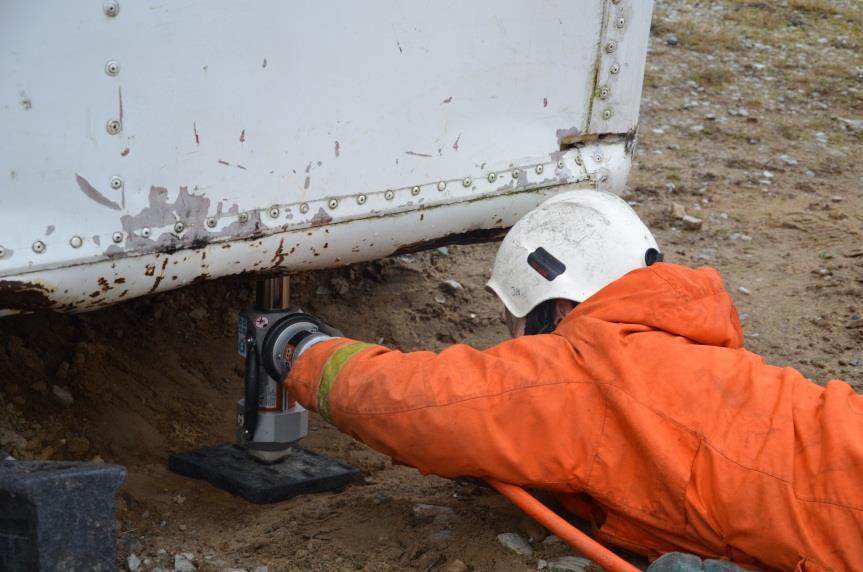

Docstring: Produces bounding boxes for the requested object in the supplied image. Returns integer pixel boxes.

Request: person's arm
[286,335,605,490]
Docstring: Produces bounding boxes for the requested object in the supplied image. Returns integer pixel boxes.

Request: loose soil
[1,1,861,570]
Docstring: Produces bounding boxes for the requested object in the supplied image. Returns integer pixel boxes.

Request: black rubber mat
[168,443,360,504]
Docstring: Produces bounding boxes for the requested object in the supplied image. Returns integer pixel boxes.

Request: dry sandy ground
[1,1,861,570]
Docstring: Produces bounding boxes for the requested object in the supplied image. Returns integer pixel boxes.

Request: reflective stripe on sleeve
[317,342,374,424]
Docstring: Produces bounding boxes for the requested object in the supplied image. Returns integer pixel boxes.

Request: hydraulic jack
[168,276,359,503]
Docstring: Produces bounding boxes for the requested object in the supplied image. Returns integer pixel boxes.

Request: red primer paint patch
[121,148,130,157]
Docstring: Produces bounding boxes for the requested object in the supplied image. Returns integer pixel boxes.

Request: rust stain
[304,176,311,189]
[262,58,267,68]
[218,159,229,166]
[0,280,53,312]
[194,122,200,145]
[121,147,130,157]
[144,263,156,276]
[310,207,333,227]
[544,97,548,108]
[118,87,124,123]
[149,275,165,293]
[405,151,432,158]
[452,133,461,151]
[75,174,121,210]
[237,164,247,170]
[442,96,453,104]
[240,129,246,143]
[97,277,113,292]
[335,141,340,157]
[114,277,126,284]
[271,238,288,266]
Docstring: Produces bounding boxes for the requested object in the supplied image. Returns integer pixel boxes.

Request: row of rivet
[20,158,577,256]
[597,0,626,121]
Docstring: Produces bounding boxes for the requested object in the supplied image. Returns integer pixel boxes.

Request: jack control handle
[242,334,259,440]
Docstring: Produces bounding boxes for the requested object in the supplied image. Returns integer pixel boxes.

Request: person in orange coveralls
[283,190,863,571]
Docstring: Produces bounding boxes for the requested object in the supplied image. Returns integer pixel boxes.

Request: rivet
[557,160,565,169]
[594,153,603,163]
[103,0,120,17]
[602,108,613,120]
[105,60,120,76]
[109,175,123,189]
[533,164,543,175]
[605,41,617,53]
[299,203,310,214]
[435,182,445,192]
[414,185,424,195]
[141,227,151,238]
[356,194,367,205]
[106,119,122,135]
[238,212,250,223]
[511,169,521,179]
[616,17,626,28]
[173,221,184,234]
[0,246,5,257]
[112,231,123,243]
[328,198,339,209]
[32,240,46,254]
[599,86,610,99]
[487,172,497,183]
[384,190,395,201]
[69,236,83,248]
[268,206,280,218]
[462,177,472,188]
[206,217,217,228]
[610,63,621,75]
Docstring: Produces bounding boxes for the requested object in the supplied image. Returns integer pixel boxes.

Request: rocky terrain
[1,1,861,570]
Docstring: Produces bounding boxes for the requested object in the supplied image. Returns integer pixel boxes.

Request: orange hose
[486,478,639,572]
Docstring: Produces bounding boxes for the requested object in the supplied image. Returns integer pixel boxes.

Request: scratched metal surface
[0,1,654,314]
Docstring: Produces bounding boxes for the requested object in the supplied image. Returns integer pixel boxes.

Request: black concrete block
[0,460,127,572]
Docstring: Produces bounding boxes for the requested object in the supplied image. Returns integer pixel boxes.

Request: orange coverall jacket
[287,263,863,571]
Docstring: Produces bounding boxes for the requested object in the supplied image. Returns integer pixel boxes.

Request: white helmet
[487,189,660,318]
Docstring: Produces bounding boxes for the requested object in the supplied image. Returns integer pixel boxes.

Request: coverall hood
[560,262,744,350]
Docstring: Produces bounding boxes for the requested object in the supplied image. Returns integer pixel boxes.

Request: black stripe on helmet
[527,247,566,281]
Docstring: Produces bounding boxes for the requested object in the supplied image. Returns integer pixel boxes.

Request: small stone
[778,154,798,167]
[681,215,703,231]
[547,556,594,572]
[444,559,468,572]
[50,385,74,407]
[671,202,688,220]
[538,560,548,570]
[252,567,269,572]
[434,293,447,305]
[542,535,563,546]
[665,34,679,46]
[172,493,187,505]
[815,131,828,144]
[412,503,456,525]
[174,553,196,572]
[497,532,533,556]
[738,286,752,296]
[440,279,463,295]
[189,307,208,321]
[436,246,450,256]
[127,553,142,571]
[838,118,863,132]
[0,429,27,452]
[850,359,862,367]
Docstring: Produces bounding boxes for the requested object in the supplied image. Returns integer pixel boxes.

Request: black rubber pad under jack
[168,443,361,504]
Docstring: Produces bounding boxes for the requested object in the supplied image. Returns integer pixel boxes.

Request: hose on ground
[486,478,639,572]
